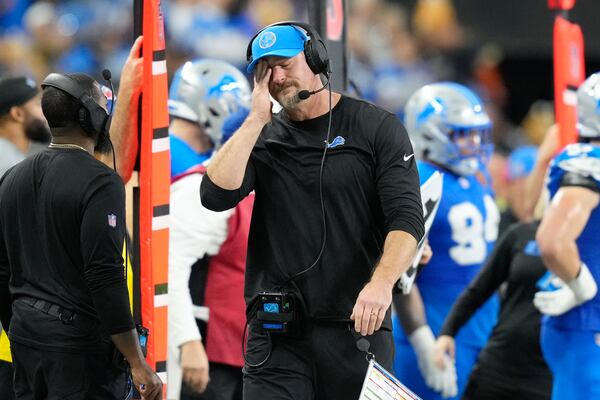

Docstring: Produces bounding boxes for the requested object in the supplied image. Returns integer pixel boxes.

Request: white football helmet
[404,82,492,176]
[168,59,251,145]
[577,72,600,141]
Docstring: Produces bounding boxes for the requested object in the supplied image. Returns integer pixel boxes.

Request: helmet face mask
[444,126,492,175]
[577,72,600,141]
[405,82,492,176]
[168,59,251,146]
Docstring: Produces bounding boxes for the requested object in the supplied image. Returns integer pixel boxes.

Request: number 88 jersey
[415,161,500,345]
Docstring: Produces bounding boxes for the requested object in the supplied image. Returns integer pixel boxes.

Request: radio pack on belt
[136,324,149,356]
[256,291,296,334]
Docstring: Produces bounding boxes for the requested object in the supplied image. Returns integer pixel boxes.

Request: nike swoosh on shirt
[403,153,414,161]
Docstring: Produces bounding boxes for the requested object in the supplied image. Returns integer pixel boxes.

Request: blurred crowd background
[2,0,600,204]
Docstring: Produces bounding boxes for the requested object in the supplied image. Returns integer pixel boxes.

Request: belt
[20,296,77,325]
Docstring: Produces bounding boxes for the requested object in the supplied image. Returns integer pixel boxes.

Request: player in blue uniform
[393,82,500,399]
[533,72,600,399]
[168,59,251,179]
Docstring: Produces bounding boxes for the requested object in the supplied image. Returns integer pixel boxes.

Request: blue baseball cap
[507,145,538,181]
[247,25,308,74]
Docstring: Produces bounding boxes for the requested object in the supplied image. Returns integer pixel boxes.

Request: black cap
[0,76,39,116]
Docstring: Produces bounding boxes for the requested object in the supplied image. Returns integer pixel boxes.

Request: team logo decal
[259,31,276,49]
[209,75,243,97]
[327,136,345,149]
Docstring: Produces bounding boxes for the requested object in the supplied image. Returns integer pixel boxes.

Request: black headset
[41,73,109,137]
[246,21,330,76]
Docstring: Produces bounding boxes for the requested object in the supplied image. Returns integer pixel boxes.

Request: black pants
[0,359,16,400]
[11,341,129,400]
[181,362,243,400]
[462,365,551,400]
[243,322,394,400]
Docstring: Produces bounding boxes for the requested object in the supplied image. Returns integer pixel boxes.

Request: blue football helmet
[577,72,600,141]
[404,82,492,176]
[169,59,251,146]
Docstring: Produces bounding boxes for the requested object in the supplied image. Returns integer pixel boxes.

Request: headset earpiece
[78,107,90,134]
[303,35,329,76]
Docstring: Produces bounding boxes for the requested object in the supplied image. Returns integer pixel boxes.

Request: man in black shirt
[200,22,424,399]
[0,37,144,400]
[0,72,162,400]
[435,221,552,399]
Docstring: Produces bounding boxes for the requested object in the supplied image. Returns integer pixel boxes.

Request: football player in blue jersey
[392,82,500,399]
[168,59,251,179]
[533,72,600,399]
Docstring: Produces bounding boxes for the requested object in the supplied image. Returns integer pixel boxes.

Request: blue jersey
[408,161,500,347]
[545,143,600,331]
[170,135,212,179]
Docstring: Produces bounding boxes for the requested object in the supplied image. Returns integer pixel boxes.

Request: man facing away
[0,72,161,400]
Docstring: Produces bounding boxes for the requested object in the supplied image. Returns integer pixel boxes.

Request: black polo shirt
[201,95,424,326]
[0,147,133,350]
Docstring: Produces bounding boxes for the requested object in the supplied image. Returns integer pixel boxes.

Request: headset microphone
[298,74,330,100]
[102,68,112,81]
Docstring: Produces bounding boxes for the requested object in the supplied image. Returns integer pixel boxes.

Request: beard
[93,118,113,155]
[94,128,112,155]
[274,83,301,109]
[25,118,51,143]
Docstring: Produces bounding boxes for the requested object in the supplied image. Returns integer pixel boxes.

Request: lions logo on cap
[258,31,276,49]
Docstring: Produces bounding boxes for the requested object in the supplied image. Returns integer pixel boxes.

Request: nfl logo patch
[108,214,117,228]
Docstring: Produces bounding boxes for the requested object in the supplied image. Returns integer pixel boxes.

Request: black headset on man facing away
[41,72,111,139]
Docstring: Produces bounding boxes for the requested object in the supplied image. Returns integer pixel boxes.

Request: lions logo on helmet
[404,82,492,176]
[577,72,600,141]
[168,59,251,146]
